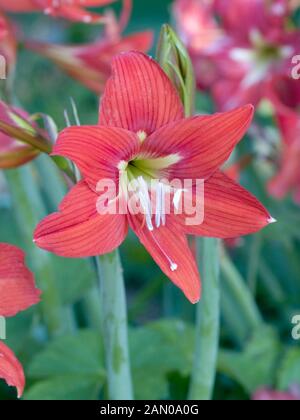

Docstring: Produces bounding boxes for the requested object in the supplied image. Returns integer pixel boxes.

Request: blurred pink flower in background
[0,12,16,78]
[0,0,131,25]
[0,102,47,169]
[267,77,300,203]
[174,0,300,110]
[253,385,300,400]
[25,28,153,94]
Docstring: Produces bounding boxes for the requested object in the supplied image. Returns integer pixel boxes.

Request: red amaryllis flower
[267,77,300,203]
[0,243,41,397]
[174,0,300,110]
[0,101,46,169]
[26,31,153,94]
[0,0,131,25]
[0,12,16,78]
[34,52,274,303]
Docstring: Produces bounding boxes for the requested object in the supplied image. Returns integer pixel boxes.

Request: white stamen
[155,182,162,228]
[161,185,166,227]
[137,177,153,231]
[170,263,178,272]
[151,231,178,272]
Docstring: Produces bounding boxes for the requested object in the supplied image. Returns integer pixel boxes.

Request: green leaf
[24,375,104,400]
[218,326,281,394]
[130,320,195,399]
[52,256,95,305]
[28,330,104,378]
[25,330,105,400]
[277,348,300,390]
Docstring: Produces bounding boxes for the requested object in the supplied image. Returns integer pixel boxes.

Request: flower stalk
[97,251,133,400]
[188,238,220,400]
[221,249,263,331]
[158,28,221,400]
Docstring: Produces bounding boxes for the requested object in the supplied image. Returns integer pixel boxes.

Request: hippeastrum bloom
[0,0,131,24]
[0,243,41,397]
[267,77,300,203]
[0,101,51,169]
[26,31,153,94]
[34,52,274,303]
[174,0,300,110]
[0,12,17,78]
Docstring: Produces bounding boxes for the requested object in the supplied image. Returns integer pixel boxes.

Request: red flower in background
[268,77,300,203]
[34,52,273,303]
[174,0,300,110]
[0,0,132,25]
[0,243,41,397]
[26,29,153,93]
[0,12,16,78]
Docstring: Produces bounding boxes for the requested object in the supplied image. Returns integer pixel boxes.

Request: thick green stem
[82,286,103,331]
[5,165,72,337]
[221,249,263,331]
[97,250,133,400]
[188,238,220,400]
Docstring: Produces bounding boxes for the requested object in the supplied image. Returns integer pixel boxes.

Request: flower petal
[26,32,153,94]
[182,171,272,238]
[99,51,184,134]
[0,342,25,398]
[34,181,128,258]
[0,244,41,317]
[53,126,140,189]
[140,105,254,180]
[129,215,201,303]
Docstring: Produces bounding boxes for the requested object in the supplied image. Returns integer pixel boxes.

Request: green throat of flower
[117,154,182,272]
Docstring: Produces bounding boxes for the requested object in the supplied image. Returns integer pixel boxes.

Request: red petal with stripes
[34,181,128,258]
[99,51,184,134]
[53,126,139,190]
[0,342,25,398]
[140,105,254,180]
[129,215,201,303]
[0,244,41,318]
[182,171,272,238]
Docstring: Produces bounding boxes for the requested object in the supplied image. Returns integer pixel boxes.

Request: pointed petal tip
[188,287,202,305]
[191,296,201,305]
[268,216,277,224]
[241,103,255,118]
